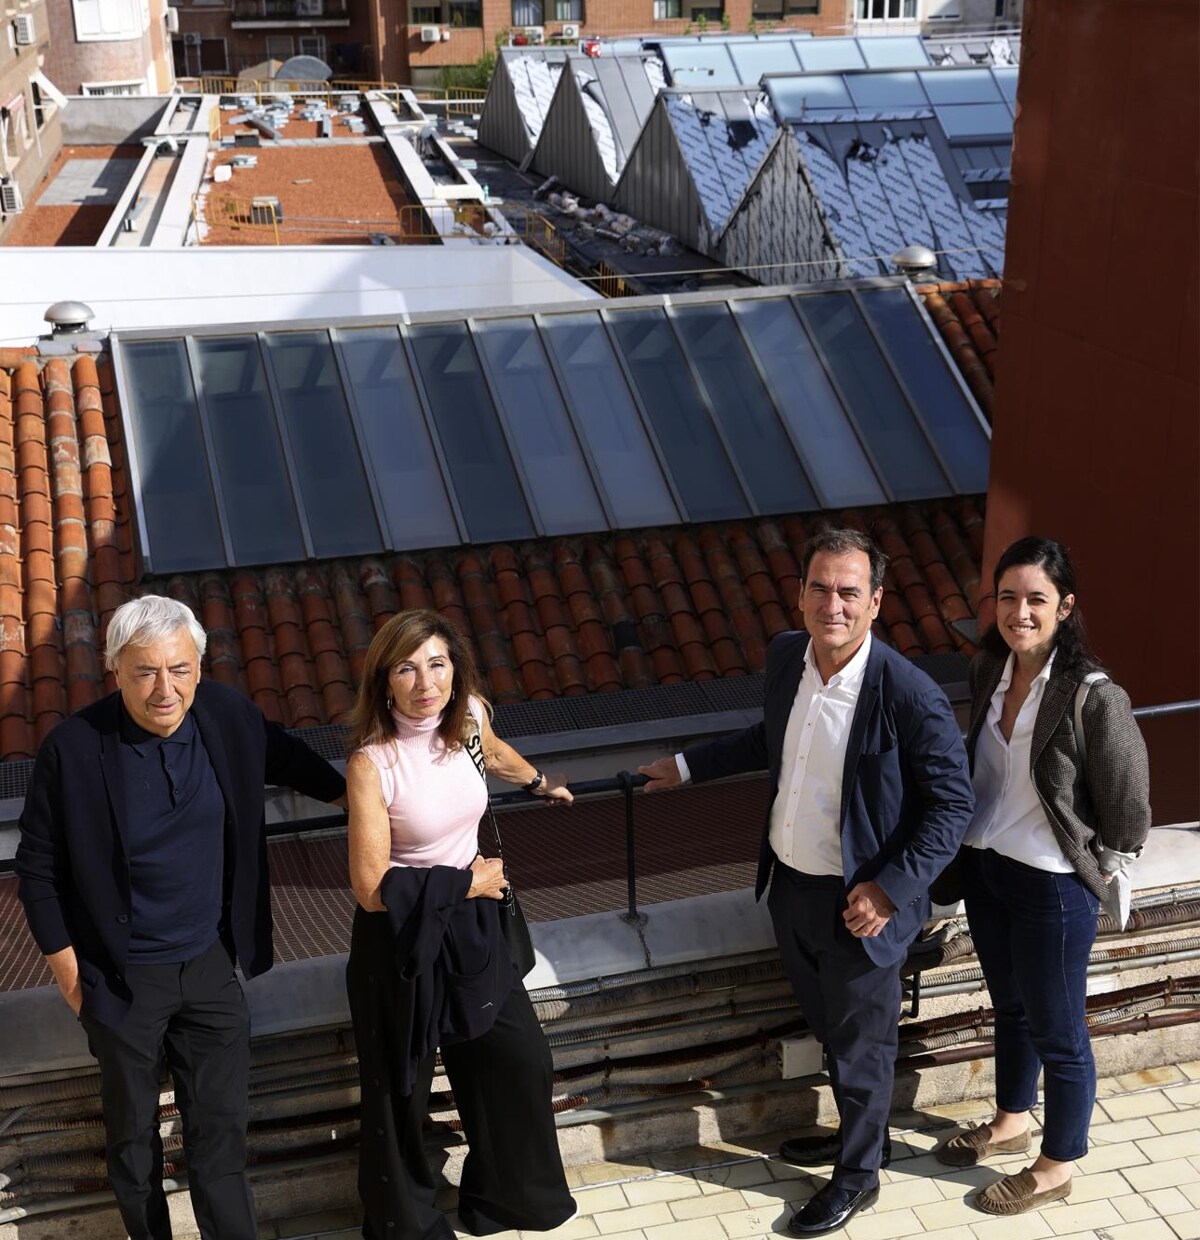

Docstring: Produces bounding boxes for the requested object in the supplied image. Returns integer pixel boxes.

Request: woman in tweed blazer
[935,538,1150,1216]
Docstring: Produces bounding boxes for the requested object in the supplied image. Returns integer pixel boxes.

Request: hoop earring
[385,693,394,710]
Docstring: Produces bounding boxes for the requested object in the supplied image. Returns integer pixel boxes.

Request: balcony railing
[231,0,348,20]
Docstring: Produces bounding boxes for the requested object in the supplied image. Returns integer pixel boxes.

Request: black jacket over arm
[15,680,347,1027]
[375,865,511,1095]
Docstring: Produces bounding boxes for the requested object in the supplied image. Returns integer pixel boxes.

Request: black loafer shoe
[779,1132,891,1169]
[787,1183,880,1237]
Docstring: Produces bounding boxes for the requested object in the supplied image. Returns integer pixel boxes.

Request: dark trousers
[79,938,255,1240]
[347,910,574,1240]
[963,847,1100,1162]
[768,865,900,1192]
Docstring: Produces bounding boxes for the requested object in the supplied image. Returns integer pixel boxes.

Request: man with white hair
[16,595,346,1240]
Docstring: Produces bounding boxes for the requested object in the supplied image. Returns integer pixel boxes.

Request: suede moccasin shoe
[936,1122,1032,1167]
[975,1169,1072,1215]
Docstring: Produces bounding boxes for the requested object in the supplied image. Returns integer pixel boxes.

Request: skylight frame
[329,324,468,548]
[111,279,990,574]
[533,308,688,529]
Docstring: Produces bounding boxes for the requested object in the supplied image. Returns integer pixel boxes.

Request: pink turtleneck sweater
[357,696,487,870]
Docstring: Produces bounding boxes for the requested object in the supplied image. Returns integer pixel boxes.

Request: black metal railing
[3,701,1197,905]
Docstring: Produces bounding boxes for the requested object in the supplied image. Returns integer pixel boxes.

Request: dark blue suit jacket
[684,632,973,968]
[15,680,346,1027]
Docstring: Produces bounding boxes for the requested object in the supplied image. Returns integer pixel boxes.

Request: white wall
[0,244,597,344]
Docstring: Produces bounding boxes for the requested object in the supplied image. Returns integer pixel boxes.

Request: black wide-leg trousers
[768,865,901,1193]
[346,909,574,1240]
[79,939,256,1240]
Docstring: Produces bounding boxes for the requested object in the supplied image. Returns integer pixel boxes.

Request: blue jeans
[962,847,1100,1162]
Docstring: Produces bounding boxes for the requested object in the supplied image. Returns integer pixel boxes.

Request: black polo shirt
[118,706,226,965]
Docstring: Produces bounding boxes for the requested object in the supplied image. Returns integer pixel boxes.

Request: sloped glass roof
[113,283,989,574]
[660,35,929,88]
[765,65,1017,144]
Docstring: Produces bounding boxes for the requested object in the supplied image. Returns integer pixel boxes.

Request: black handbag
[464,715,537,979]
[928,850,965,906]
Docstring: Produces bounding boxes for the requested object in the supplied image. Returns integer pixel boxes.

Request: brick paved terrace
[268,1062,1200,1240]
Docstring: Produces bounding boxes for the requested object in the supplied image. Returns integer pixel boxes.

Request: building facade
[40,0,176,96]
[168,0,1018,89]
[1,0,64,240]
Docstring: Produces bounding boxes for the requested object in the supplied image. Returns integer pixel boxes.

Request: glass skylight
[114,284,989,573]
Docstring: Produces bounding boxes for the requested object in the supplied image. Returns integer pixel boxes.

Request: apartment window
[81,79,146,94]
[448,0,481,24]
[410,0,481,24]
[72,0,146,40]
[689,1,723,18]
[200,35,228,70]
[512,0,542,25]
[857,0,916,17]
[265,34,294,56]
[298,34,325,57]
[653,0,680,15]
[553,0,582,18]
[3,106,25,161]
[753,0,818,15]
[31,82,45,129]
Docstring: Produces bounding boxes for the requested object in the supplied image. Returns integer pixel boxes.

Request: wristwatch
[523,770,546,794]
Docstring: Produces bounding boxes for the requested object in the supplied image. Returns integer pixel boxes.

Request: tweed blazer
[965,651,1151,898]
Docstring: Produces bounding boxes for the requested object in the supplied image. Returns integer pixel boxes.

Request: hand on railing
[636,756,681,792]
[538,772,574,805]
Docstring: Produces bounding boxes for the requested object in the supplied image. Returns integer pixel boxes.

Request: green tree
[720,10,731,29]
[435,52,496,92]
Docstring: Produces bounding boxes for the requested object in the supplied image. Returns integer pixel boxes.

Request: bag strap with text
[464,710,508,859]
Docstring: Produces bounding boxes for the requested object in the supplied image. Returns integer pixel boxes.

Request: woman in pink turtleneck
[344,609,575,1240]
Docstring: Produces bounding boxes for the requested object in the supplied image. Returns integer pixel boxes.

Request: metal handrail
[1133,700,1200,720]
[3,703,1196,906]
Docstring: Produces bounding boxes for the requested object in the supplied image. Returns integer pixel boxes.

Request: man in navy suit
[640,529,973,1236]
[16,595,346,1240]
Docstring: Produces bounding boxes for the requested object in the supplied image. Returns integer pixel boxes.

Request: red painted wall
[984,0,1199,822]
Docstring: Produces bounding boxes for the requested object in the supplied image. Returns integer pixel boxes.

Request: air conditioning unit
[419,24,439,41]
[183,30,201,43]
[164,7,179,32]
[13,12,35,43]
[1,181,23,213]
[561,21,579,38]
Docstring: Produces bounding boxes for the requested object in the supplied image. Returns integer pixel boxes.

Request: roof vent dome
[892,245,938,283]
[44,301,96,335]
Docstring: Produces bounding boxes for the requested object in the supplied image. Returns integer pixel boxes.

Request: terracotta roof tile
[917,280,1001,424]
[0,350,992,761]
[361,560,400,620]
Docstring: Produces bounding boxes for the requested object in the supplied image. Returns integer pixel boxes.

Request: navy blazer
[683,632,974,968]
[15,680,346,1027]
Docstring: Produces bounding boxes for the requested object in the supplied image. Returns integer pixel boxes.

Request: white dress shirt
[677,633,871,877]
[768,632,871,875]
[964,649,1072,872]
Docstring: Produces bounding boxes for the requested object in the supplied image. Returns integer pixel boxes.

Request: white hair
[104,595,207,671]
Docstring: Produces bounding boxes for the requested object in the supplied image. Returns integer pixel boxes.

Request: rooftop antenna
[891,244,938,283]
